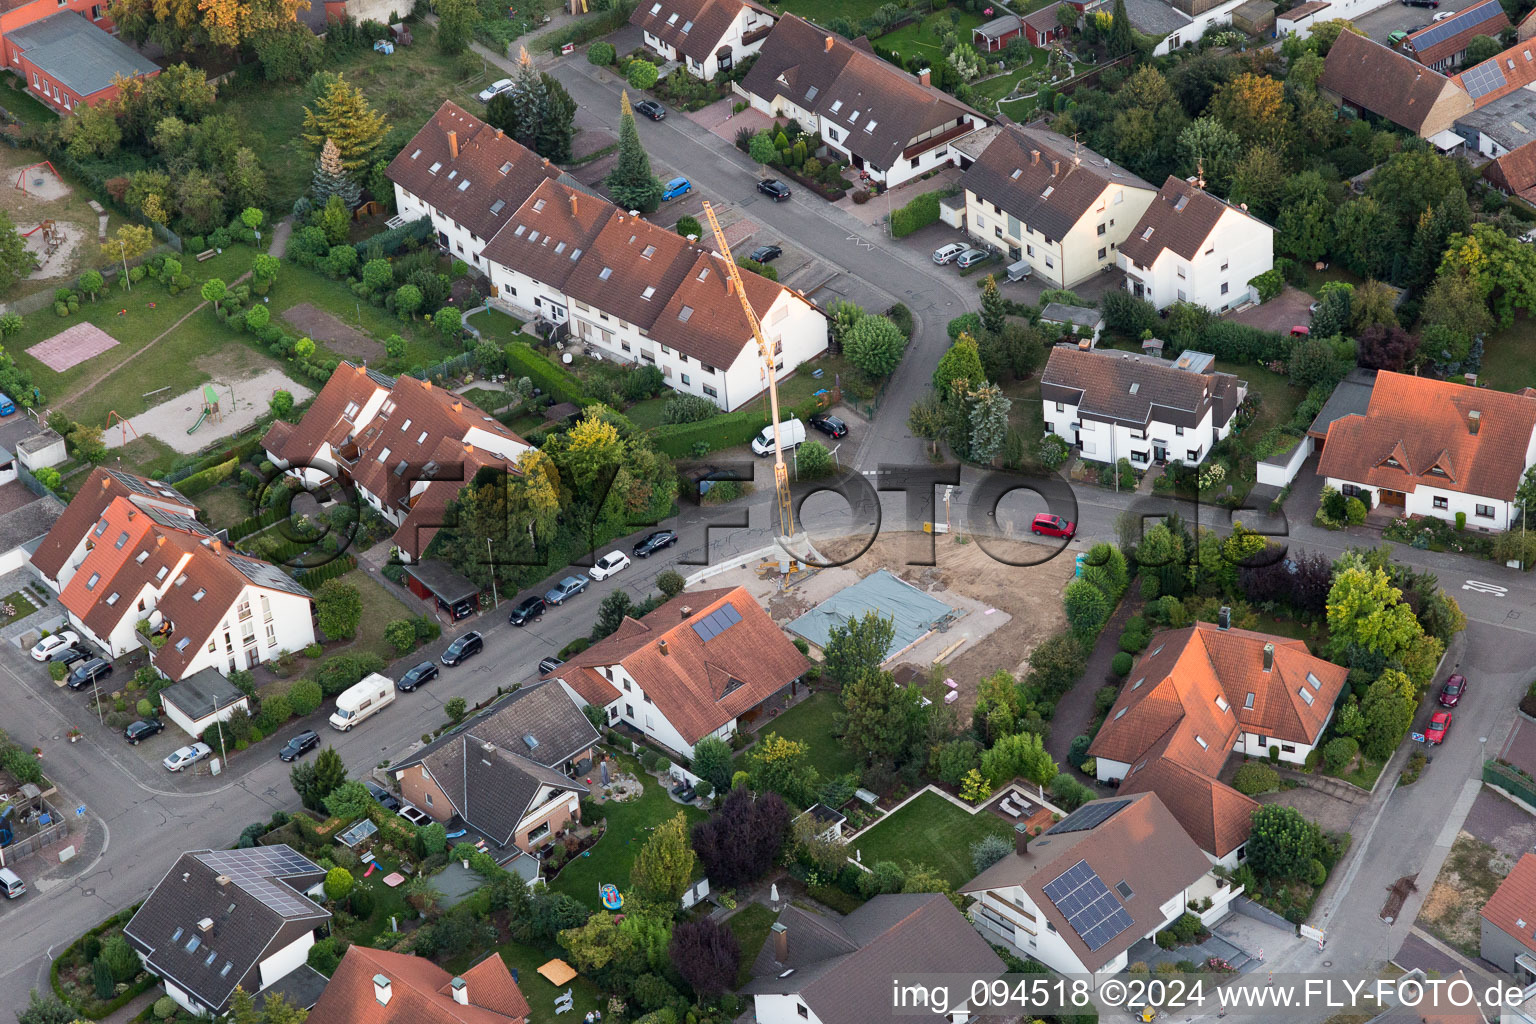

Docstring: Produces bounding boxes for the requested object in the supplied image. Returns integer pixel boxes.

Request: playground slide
[187,408,208,434]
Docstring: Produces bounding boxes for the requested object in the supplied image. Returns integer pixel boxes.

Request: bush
[1322,736,1358,773]
[154,995,178,1019]
[890,190,942,238]
[289,678,323,716]
[1233,762,1280,795]
[1155,930,1177,950]
[1171,912,1202,942]
[588,40,616,65]
[1111,651,1133,677]
[1309,858,1328,886]
[886,302,914,339]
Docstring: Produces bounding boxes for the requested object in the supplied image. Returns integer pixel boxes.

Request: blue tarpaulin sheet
[787,569,955,656]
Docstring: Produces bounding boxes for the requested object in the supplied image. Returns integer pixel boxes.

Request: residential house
[631,0,775,79]
[1117,175,1275,312]
[959,124,1158,288]
[1455,83,1536,157]
[262,362,534,561]
[158,668,251,739]
[1276,2,1333,39]
[388,102,828,412]
[2,10,157,113]
[30,469,315,678]
[1022,6,1068,46]
[961,792,1240,978]
[310,945,530,1024]
[1089,622,1348,864]
[743,893,1007,1024]
[1040,346,1246,469]
[543,586,808,758]
[1451,40,1536,113]
[1481,852,1536,976]
[973,13,1023,50]
[0,475,60,575]
[1039,302,1105,344]
[1317,370,1536,531]
[1483,140,1536,200]
[1319,31,1473,147]
[1402,0,1509,72]
[389,680,598,859]
[739,15,988,188]
[124,847,331,1017]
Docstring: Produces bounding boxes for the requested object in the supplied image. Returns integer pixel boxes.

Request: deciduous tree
[631,812,696,908]
[691,788,791,888]
[690,736,734,792]
[1360,668,1416,760]
[1246,805,1320,881]
[433,0,480,53]
[1211,72,1290,151]
[315,579,362,640]
[933,333,985,400]
[746,733,819,806]
[824,611,895,689]
[669,918,740,998]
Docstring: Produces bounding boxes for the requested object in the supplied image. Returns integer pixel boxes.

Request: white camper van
[751,419,807,456]
[329,673,396,731]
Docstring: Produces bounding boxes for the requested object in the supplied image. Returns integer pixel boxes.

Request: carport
[405,560,480,621]
[1307,368,1377,452]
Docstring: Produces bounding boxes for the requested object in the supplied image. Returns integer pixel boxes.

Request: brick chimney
[1218,606,1230,630]
[918,67,931,86]
[659,639,670,656]
[1468,410,1481,435]
[374,975,392,1006]
[681,604,693,619]
[450,977,468,1006]
[570,191,579,216]
[1014,822,1032,855]
[1262,643,1274,672]
[447,131,458,159]
[1031,149,1040,166]
[1051,159,1060,175]
[825,34,834,51]
[772,921,788,962]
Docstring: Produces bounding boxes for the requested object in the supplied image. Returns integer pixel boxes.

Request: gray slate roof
[1307,367,1377,438]
[392,679,600,774]
[1040,345,1244,430]
[0,486,61,554]
[1040,303,1105,328]
[159,667,247,722]
[1119,0,1193,36]
[414,734,588,849]
[1456,88,1536,151]
[9,12,159,97]
[975,13,1022,37]
[743,894,1006,1024]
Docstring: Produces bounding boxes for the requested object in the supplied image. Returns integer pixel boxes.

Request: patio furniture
[999,797,1021,817]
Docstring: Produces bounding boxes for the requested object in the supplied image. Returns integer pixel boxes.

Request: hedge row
[227,507,285,542]
[648,392,824,458]
[890,190,943,238]
[296,554,356,590]
[49,905,154,1020]
[174,457,239,497]
[163,434,266,485]
[352,216,432,259]
[506,341,597,407]
[537,0,635,54]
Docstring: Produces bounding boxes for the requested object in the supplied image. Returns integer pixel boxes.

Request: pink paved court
[27,323,120,372]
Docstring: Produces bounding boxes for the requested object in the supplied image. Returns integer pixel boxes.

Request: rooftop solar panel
[692,602,742,642]
[1043,859,1135,952]
[1463,59,1507,99]
[1046,798,1131,835]
[193,848,324,920]
[1410,0,1503,51]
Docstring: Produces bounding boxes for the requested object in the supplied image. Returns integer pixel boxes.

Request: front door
[1378,489,1405,508]
[1153,444,1167,463]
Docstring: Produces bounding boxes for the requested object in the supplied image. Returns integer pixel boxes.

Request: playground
[102,368,313,454]
[0,154,96,293]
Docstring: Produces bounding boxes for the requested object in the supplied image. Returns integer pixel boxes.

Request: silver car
[163,742,212,772]
[956,248,989,268]
[932,242,967,265]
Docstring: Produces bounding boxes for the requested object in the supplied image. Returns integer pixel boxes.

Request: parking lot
[1351,0,1487,46]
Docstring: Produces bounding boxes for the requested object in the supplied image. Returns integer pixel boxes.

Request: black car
[124,719,164,745]
[538,655,565,675]
[748,245,783,263]
[55,646,92,668]
[634,99,666,121]
[66,657,113,691]
[758,178,791,201]
[633,530,678,558]
[278,729,320,762]
[809,412,848,439]
[509,595,547,626]
[1401,0,1438,7]
[397,661,438,692]
[441,631,484,666]
[365,780,402,812]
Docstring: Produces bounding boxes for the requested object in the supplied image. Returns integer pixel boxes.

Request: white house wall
[652,6,775,80]
[257,933,315,991]
[392,188,494,273]
[171,586,316,678]
[964,181,1156,289]
[1123,207,1274,312]
[1325,475,1517,531]
[754,993,826,1024]
[1045,403,1221,468]
[163,695,251,739]
[1150,0,1247,54]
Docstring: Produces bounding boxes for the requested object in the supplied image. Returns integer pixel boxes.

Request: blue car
[662,176,692,202]
[545,575,589,606]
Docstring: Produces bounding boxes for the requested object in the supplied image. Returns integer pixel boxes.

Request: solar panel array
[692,602,743,642]
[1042,859,1135,952]
[1410,0,1503,52]
[1047,799,1131,835]
[228,555,313,597]
[195,848,323,919]
[1461,59,1506,100]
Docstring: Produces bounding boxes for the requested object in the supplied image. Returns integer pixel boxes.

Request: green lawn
[725,903,777,987]
[445,941,605,1024]
[1474,318,1535,391]
[775,0,892,23]
[0,76,59,124]
[758,692,859,779]
[0,590,38,627]
[214,42,492,210]
[999,95,1039,121]
[1298,265,1366,299]
[196,483,259,533]
[1331,756,1385,791]
[467,306,526,344]
[268,268,455,370]
[549,752,707,910]
[335,568,419,661]
[344,856,414,946]
[624,396,672,429]
[851,791,1011,889]
[1216,359,1302,438]
[460,387,510,415]
[876,10,985,64]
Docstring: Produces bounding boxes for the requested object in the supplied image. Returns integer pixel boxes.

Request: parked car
[538,655,565,675]
[1432,9,1455,18]
[124,719,164,745]
[31,631,81,662]
[633,530,678,558]
[397,661,439,692]
[55,646,92,668]
[66,657,114,691]
[398,805,431,826]
[932,242,967,265]
[1438,673,1467,707]
[163,742,212,772]
[1400,0,1438,8]
[1425,709,1452,744]
[748,245,783,263]
[1031,513,1076,539]
[477,78,514,102]
[1387,29,1409,43]
[509,595,547,626]
[589,551,631,581]
[809,412,848,438]
[440,631,484,666]
[278,729,321,762]
[545,575,589,605]
[634,99,666,121]
[955,248,990,268]
[365,781,402,812]
[758,178,791,201]
[662,176,692,202]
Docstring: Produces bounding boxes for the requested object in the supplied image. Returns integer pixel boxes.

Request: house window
[266,624,277,647]
[703,384,718,398]
[1097,223,1106,235]
[1044,254,1054,269]
[797,1006,809,1020]
[1220,282,1229,295]
[1187,448,1201,461]
[1175,425,1184,436]
[1098,247,1107,260]
[681,373,691,385]
[625,704,635,718]
[1220,259,1229,271]
[1055,402,1064,412]
[91,3,101,16]
[995,227,1003,240]
[1433,496,1448,509]
[1476,504,1496,518]
[1177,289,1187,301]
[425,792,434,806]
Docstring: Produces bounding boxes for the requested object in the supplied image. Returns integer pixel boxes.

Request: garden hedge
[649,392,825,457]
[351,216,432,259]
[50,906,155,1019]
[890,190,943,238]
[506,341,597,407]
[174,457,239,497]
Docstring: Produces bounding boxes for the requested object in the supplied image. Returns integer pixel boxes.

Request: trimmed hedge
[351,216,432,259]
[175,457,239,497]
[890,190,943,238]
[50,906,156,1020]
[507,341,596,407]
[228,507,285,542]
[296,554,357,590]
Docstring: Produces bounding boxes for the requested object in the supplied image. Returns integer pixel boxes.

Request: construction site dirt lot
[791,532,1073,716]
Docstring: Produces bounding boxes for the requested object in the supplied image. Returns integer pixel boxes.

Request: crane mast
[700,200,794,540]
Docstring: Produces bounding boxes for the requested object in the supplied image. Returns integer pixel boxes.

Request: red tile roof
[1481,852,1536,955]
[260,362,389,469]
[1319,31,1471,133]
[1452,40,1536,107]
[1118,175,1270,267]
[546,587,808,745]
[31,468,196,581]
[1404,0,1509,68]
[1115,756,1257,857]
[1485,139,1536,198]
[1317,370,1536,501]
[310,945,529,1024]
[630,0,770,62]
[57,496,164,638]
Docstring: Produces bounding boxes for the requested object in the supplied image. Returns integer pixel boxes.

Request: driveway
[1351,0,1487,46]
[1225,285,1312,334]
[684,96,775,142]
[1461,786,1536,861]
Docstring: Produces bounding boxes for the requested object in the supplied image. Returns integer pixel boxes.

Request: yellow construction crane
[700,200,794,540]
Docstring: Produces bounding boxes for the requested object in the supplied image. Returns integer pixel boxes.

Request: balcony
[902,121,974,161]
[742,22,772,45]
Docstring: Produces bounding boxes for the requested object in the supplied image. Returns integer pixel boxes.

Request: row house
[2,9,157,113]
[631,0,776,80]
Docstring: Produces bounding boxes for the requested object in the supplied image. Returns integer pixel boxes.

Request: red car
[1438,674,1467,707]
[1031,513,1076,539]
[1425,710,1452,745]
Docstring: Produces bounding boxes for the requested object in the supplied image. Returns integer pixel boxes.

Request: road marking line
[1435,779,1482,848]
[1463,580,1507,595]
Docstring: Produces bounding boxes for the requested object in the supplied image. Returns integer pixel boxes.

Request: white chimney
[1263,643,1275,672]
[451,977,469,1006]
[197,918,214,933]
[374,974,392,1006]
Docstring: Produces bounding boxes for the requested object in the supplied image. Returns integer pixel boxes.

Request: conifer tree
[605,91,663,214]
[301,73,389,174]
[311,138,361,208]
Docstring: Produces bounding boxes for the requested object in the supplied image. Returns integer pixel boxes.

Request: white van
[329,673,396,732]
[0,867,25,899]
[751,419,807,457]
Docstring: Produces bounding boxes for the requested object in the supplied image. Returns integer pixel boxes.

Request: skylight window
[1141,226,1154,240]
[457,179,472,192]
[1244,692,1255,709]
[171,928,184,943]
[490,199,506,215]
[555,241,566,253]
[667,11,677,22]
[176,638,190,652]
[682,19,692,31]
[570,248,583,260]
[1299,687,1315,706]
[86,573,99,590]
[514,225,526,236]
[865,120,877,133]
[528,230,541,242]
[429,161,442,175]
[650,1,660,11]
[94,518,107,537]
[1306,671,1322,690]
[642,286,656,300]
[376,447,392,463]
[1174,195,1188,211]
[156,566,168,581]
[192,588,206,602]
[533,199,546,212]
[410,148,421,159]
[205,950,218,966]
[116,531,129,549]
[1114,707,1127,720]
[1041,185,1055,199]
[848,110,859,123]
[400,418,412,432]
[678,306,694,322]
[221,963,233,978]
[417,431,428,444]
[831,100,843,112]
[1195,735,1208,749]
[1215,695,1229,712]
[1131,677,1145,690]
[1010,168,1022,179]
[697,267,710,282]
[1151,644,1164,656]
[599,267,613,280]
[175,574,187,587]
[499,161,513,174]
[641,245,656,259]
[136,551,149,564]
